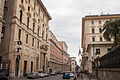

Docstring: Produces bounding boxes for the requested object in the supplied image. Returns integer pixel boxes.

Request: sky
[41,0,120,64]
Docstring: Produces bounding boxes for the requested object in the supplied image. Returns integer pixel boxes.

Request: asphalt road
[10,74,74,80]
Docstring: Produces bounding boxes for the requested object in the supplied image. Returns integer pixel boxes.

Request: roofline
[81,14,120,48]
[38,0,52,20]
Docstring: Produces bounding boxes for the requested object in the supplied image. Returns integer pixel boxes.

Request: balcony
[89,41,113,45]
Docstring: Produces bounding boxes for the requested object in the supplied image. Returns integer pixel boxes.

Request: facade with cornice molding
[60,41,70,71]
[0,0,51,78]
[48,31,63,73]
[81,14,120,73]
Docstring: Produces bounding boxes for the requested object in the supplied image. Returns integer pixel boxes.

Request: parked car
[69,72,74,77]
[38,72,45,78]
[27,72,39,79]
[44,72,50,77]
[62,72,70,79]
[51,71,56,75]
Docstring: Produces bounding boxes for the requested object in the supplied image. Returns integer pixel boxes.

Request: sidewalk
[77,73,97,80]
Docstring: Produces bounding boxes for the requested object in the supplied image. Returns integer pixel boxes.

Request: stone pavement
[77,73,97,80]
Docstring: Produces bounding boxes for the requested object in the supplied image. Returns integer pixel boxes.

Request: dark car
[62,72,70,79]
[27,72,39,79]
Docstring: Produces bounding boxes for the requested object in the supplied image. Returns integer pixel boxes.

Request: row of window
[91,28,102,33]
[18,29,43,49]
[21,0,45,20]
[92,37,103,41]
[91,20,102,24]
[95,48,111,55]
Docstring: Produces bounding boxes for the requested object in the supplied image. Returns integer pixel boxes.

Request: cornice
[37,0,52,20]
[81,15,120,48]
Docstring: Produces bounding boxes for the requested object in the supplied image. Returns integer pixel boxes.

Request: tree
[102,18,120,48]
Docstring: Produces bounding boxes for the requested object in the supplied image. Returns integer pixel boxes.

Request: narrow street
[9,73,98,80]
[10,74,74,80]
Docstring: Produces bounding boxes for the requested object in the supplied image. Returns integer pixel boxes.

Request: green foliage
[102,18,120,48]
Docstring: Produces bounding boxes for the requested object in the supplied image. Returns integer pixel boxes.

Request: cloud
[42,0,120,64]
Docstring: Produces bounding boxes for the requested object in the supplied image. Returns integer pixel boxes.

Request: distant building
[0,0,51,78]
[70,57,77,72]
[48,31,63,73]
[81,14,120,73]
[60,41,70,71]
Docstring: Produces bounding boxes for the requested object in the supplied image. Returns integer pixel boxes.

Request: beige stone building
[0,0,51,78]
[81,14,120,73]
[70,57,77,72]
[0,0,5,43]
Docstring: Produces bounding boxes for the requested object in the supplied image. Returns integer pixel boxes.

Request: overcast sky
[41,0,120,64]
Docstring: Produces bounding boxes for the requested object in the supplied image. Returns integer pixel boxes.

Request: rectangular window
[20,10,23,22]
[18,29,21,40]
[91,21,94,24]
[1,26,5,39]
[99,21,101,24]
[92,37,95,41]
[28,6,30,11]
[21,0,23,4]
[42,30,44,39]
[100,37,102,41]
[96,49,100,54]
[33,23,35,32]
[92,28,95,33]
[99,28,102,33]
[26,34,28,44]
[36,56,39,70]
[27,17,29,28]
[32,38,34,47]
[39,9,40,15]
[37,27,39,36]
[37,41,39,49]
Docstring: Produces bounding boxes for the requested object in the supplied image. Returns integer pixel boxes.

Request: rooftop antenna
[89,12,91,15]
[100,8,103,15]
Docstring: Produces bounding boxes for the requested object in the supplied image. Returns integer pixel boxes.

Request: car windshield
[64,73,69,75]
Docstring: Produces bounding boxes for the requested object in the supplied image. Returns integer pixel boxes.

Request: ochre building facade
[0,0,51,78]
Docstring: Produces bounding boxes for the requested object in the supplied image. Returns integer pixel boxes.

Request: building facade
[48,31,63,73]
[60,41,70,72]
[0,0,51,78]
[70,57,77,72]
[81,14,120,73]
[0,0,5,43]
